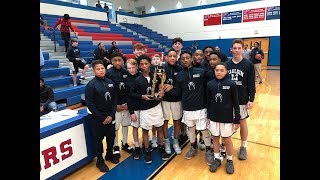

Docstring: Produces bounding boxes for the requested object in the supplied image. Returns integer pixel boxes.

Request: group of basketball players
[85,38,256,175]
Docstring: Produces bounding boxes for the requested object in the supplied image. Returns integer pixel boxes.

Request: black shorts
[70,60,86,74]
[61,32,70,42]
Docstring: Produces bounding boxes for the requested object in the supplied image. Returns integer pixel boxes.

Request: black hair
[172,37,183,45]
[40,78,44,83]
[136,54,151,64]
[215,62,228,70]
[202,45,214,53]
[180,50,192,57]
[63,14,70,20]
[209,51,222,60]
[111,51,124,59]
[167,48,177,54]
[91,60,104,69]
[254,42,260,46]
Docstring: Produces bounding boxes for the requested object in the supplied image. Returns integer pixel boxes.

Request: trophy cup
[150,62,166,100]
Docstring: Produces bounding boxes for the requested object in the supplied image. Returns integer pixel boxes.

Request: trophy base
[149,96,162,101]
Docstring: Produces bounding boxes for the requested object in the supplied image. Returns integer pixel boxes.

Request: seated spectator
[66,38,89,86]
[40,78,57,116]
[108,41,120,55]
[94,42,111,69]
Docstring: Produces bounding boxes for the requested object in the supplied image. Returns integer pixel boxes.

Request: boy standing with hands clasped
[207,62,240,174]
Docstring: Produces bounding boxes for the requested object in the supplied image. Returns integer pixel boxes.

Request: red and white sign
[243,8,266,22]
[40,124,87,180]
[204,13,222,26]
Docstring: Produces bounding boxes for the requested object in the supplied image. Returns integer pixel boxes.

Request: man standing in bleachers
[52,14,76,52]
[104,3,110,22]
[96,1,102,8]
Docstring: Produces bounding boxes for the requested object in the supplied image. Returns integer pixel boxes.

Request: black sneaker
[145,149,152,164]
[209,158,222,172]
[96,160,109,172]
[105,153,119,164]
[122,142,134,154]
[159,145,171,160]
[142,142,153,151]
[133,147,141,160]
[113,146,121,158]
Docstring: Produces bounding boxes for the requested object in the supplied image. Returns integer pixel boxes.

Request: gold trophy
[150,62,166,100]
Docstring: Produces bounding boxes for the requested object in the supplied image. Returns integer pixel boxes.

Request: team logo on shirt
[188,81,196,90]
[228,69,244,81]
[167,78,173,85]
[123,75,127,78]
[215,93,223,102]
[104,92,111,101]
[222,86,230,89]
[193,74,200,78]
[119,82,126,90]
[146,86,152,95]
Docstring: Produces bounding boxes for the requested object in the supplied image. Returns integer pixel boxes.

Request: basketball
[255,54,262,60]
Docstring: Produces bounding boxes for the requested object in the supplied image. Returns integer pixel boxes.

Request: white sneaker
[151,136,158,148]
[198,139,206,150]
[172,139,181,154]
[164,138,171,154]
[80,75,86,80]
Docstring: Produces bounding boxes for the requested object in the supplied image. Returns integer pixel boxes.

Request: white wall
[134,0,232,14]
[140,0,280,40]
[87,0,137,13]
[117,14,141,24]
[41,0,137,21]
[40,3,108,21]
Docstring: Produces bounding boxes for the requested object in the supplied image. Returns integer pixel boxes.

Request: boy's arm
[206,83,212,117]
[231,82,240,124]
[85,83,106,123]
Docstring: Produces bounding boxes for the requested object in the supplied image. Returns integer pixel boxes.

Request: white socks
[241,140,247,147]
